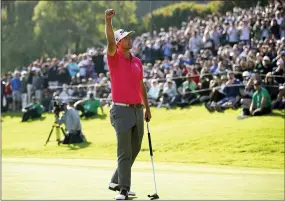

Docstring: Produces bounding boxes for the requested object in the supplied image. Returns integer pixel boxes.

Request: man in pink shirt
[105,8,152,200]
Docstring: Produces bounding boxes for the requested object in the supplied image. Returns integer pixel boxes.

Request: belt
[113,102,144,108]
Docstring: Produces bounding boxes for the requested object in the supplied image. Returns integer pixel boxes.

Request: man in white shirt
[188,31,202,54]
[227,22,239,46]
[239,21,250,44]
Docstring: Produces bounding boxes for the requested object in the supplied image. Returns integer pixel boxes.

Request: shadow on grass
[128,196,138,200]
[67,141,92,150]
[81,113,107,120]
[266,111,285,119]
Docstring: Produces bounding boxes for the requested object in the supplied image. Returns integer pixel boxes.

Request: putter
[146,121,160,200]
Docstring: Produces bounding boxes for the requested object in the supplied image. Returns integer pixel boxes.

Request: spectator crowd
[1,0,285,120]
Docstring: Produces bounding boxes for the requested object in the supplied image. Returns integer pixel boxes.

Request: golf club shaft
[151,156,158,194]
[147,122,158,194]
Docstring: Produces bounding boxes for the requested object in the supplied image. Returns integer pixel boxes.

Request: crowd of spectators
[1,0,285,119]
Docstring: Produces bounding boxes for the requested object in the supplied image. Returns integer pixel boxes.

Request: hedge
[140,2,223,33]
[139,0,268,34]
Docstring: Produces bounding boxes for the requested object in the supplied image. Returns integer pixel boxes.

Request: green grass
[2,106,284,169]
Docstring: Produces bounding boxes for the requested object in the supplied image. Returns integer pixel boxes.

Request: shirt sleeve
[139,60,143,81]
[106,51,119,69]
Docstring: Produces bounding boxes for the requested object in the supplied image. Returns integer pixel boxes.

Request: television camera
[45,95,66,146]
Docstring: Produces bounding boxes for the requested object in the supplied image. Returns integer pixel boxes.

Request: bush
[140,2,223,33]
[215,0,268,14]
[138,0,268,34]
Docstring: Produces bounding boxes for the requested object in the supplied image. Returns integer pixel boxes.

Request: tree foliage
[2,1,137,72]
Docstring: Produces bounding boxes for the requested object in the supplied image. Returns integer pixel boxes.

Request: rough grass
[2,105,284,169]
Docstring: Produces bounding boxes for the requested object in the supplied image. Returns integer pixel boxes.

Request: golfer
[105,8,152,200]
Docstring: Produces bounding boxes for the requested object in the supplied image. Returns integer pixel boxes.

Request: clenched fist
[105,9,115,19]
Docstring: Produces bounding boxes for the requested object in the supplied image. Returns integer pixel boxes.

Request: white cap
[277,59,284,65]
[242,71,250,77]
[166,74,172,79]
[21,71,28,76]
[263,56,270,61]
[114,29,135,44]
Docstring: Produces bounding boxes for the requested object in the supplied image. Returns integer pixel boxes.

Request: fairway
[2,158,284,200]
[2,106,285,200]
[2,106,284,169]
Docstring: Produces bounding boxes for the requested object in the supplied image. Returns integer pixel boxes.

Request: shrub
[141,2,223,33]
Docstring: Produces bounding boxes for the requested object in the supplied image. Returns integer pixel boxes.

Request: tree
[32,1,138,56]
[2,1,39,72]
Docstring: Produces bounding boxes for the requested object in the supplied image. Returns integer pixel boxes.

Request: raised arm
[105,9,116,56]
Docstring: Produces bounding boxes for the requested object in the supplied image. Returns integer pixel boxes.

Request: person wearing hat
[21,96,44,122]
[74,92,104,118]
[260,56,273,75]
[56,99,86,144]
[240,79,272,117]
[105,8,151,200]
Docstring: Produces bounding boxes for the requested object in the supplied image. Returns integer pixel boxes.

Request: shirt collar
[117,49,133,60]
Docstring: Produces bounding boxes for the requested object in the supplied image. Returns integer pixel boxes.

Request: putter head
[148,193,159,200]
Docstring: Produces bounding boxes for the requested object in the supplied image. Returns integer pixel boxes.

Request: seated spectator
[272,83,285,110]
[158,79,177,109]
[59,84,70,103]
[204,75,227,112]
[240,73,255,111]
[78,85,87,98]
[214,71,241,111]
[178,73,198,105]
[147,79,161,106]
[41,88,53,112]
[21,96,44,122]
[272,54,285,84]
[264,72,279,100]
[239,79,272,118]
[74,93,104,118]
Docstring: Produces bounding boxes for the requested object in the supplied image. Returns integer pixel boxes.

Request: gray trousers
[110,105,144,191]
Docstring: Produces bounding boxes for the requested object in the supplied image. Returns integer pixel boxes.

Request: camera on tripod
[44,95,67,146]
[52,95,65,116]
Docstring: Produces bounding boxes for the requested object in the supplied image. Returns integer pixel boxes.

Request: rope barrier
[55,83,281,102]
[47,70,284,90]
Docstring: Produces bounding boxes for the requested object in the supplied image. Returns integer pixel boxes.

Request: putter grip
[148,132,153,156]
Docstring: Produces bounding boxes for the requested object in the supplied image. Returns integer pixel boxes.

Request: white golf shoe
[109,182,136,196]
[115,189,128,200]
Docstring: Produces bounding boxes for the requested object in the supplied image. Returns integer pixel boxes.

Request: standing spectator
[239,20,251,45]
[47,58,59,89]
[227,22,239,46]
[27,67,35,103]
[32,70,44,103]
[20,71,28,110]
[270,19,281,40]
[11,71,21,111]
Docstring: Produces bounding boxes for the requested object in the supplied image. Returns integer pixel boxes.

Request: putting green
[2,158,284,200]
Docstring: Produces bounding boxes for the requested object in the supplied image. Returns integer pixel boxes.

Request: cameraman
[55,100,86,144]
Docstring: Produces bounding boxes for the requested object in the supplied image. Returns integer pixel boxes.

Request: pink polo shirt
[107,50,143,104]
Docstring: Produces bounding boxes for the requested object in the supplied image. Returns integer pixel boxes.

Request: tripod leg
[45,125,55,146]
[61,127,66,136]
[57,126,66,146]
